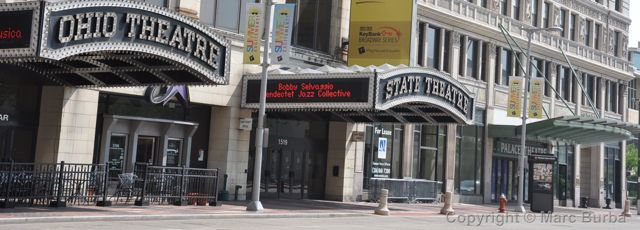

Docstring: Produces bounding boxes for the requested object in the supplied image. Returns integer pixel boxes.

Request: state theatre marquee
[242,67,476,125]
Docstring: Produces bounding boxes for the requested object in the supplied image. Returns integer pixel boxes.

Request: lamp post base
[246,201,264,211]
[515,205,526,213]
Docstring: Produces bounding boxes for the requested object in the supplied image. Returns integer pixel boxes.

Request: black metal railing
[368,178,442,203]
[0,161,219,208]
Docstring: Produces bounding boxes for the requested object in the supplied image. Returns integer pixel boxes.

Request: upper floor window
[542,2,550,28]
[481,0,488,8]
[512,0,521,20]
[613,31,620,57]
[531,0,538,27]
[631,51,640,68]
[466,38,478,78]
[497,47,512,86]
[584,20,592,47]
[614,0,621,12]
[608,81,618,113]
[628,79,637,110]
[287,0,332,53]
[569,14,576,41]
[559,9,566,37]
[594,23,601,50]
[427,26,441,69]
[200,0,258,33]
[500,0,508,16]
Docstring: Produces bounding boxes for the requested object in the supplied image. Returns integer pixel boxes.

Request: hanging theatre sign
[0,0,231,86]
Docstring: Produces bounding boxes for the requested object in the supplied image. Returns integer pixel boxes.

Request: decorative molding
[487,42,497,57]
[451,31,461,47]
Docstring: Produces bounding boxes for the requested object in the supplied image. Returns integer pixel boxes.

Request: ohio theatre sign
[0,0,230,85]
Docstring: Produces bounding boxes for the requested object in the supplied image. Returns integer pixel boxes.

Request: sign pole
[247,0,272,212]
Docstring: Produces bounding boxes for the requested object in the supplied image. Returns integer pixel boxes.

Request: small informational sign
[507,76,524,118]
[377,137,387,159]
[351,131,365,141]
[239,118,253,130]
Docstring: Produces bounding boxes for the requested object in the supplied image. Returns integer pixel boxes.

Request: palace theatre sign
[0,0,230,86]
[243,68,475,125]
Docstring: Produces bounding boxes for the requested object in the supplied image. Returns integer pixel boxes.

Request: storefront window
[364,124,403,189]
[166,138,182,167]
[108,134,127,177]
[455,125,484,195]
[412,125,446,181]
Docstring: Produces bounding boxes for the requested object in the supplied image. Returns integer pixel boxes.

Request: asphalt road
[1,213,637,230]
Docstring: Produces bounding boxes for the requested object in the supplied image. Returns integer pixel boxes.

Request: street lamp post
[517,26,562,213]
[247,0,273,212]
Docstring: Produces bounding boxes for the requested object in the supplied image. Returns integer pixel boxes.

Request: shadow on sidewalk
[223,199,413,212]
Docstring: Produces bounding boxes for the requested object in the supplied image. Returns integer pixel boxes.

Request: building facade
[0,0,636,210]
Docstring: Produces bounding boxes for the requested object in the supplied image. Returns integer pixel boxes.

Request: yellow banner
[348,0,413,66]
[508,76,523,118]
[528,77,544,119]
[243,3,264,64]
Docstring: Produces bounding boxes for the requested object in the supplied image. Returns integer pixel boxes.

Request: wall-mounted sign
[239,118,253,131]
[145,85,189,106]
[377,137,387,159]
[39,1,230,84]
[348,0,414,66]
[243,75,374,109]
[0,10,33,49]
[376,69,474,122]
[493,138,550,157]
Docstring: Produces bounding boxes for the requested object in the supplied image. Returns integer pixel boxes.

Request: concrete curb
[0,212,371,225]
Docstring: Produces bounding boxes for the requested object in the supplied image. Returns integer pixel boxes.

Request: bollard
[440,191,455,215]
[374,189,390,216]
[621,199,632,217]
[498,194,507,213]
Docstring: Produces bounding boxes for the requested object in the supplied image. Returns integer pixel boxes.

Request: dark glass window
[500,0,508,16]
[569,14,576,41]
[443,31,451,73]
[559,9,567,37]
[0,84,40,163]
[466,38,478,78]
[364,124,404,187]
[427,26,441,69]
[544,62,552,97]
[417,23,425,67]
[542,2,550,28]
[629,79,637,110]
[604,143,621,203]
[595,24,601,50]
[584,20,592,47]
[555,143,574,201]
[614,31,620,57]
[499,48,511,85]
[615,0,621,12]
[455,125,484,195]
[531,0,538,27]
[287,0,332,53]
[413,126,446,182]
[609,81,618,113]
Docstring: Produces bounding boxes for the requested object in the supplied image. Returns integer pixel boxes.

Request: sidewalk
[0,199,634,224]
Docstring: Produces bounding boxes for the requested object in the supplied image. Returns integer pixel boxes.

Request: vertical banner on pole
[528,77,544,119]
[508,76,524,117]
[243,3,264,64]
[270,4,295,64]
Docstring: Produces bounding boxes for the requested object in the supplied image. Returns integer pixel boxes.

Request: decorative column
[450,31,461,80]
[483,42,497,203]
[549,63,557,117]
[444,124,458,201]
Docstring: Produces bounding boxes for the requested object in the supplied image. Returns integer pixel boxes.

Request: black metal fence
[0,161,219,208]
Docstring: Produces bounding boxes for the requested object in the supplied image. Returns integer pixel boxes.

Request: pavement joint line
[0,212,372,225]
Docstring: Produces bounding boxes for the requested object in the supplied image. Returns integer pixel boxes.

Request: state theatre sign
[37,0,230,84]
[376,68,475,123]
[242,67,475,124]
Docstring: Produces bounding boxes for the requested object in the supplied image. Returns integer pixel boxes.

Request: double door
[262,147,307,199]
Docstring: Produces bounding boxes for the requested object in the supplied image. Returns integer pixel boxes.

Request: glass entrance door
[261,146,306,199]
[136,136,156,165]
[491,157,518,201]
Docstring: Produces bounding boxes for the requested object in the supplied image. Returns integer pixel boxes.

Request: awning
[490,116,640,144]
